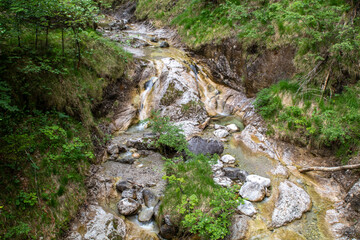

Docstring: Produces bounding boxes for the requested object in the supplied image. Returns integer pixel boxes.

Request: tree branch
[299,164,360,173]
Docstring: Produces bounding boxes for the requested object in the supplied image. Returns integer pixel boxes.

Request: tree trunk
[299,164,360,173]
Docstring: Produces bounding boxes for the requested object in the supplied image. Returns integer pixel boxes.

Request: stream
[65,17,352,240]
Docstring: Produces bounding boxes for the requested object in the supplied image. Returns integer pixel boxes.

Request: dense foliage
[148,115,241,239]
[254,80,360,161]
[0,0,130,238]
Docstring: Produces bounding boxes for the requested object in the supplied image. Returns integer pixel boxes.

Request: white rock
[221,155,236,164]
[214,176,232,187]
[226,124,239,133]
[211,160,224,172]
[229,215,250,240]
[138,207,154,222]
[83,206,126,240]
[271,180,311,228]
[213,129,230,138]
[237,200,257,217]
[117,198,141,216]
[246,175,271,188]
[239,182,266,202]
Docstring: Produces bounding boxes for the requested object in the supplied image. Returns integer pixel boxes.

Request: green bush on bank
[254,80,360,162]
[148,115,241,239]
[0,111,93,239]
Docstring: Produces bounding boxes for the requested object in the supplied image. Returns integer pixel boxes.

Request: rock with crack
[214,129,230,138]
[117,198,141,216]
[237,200,257,217]
[271,180,312,228]
[187,136,224,155]
[239,182,266,202]
[138,207,154,222]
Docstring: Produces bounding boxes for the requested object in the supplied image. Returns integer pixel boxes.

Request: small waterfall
[138,76,158,127]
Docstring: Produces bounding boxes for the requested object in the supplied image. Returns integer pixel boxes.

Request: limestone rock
[214,129,230,138]
[107,144,119,155]
[121,189,136,199]
[237,200,257,217]
[246,175,271,188]
[224,167,248,182]
[221,155,236,164]
[116,180,133,192]
[229,215,250,240]
[138,207,154,222]
[187,136,224,155]
[143,189,159,208]
[226,124,239,133]
[271,180,312,228]
[239,182,266,202]
[117,198,140,216]
[83,206,126,240]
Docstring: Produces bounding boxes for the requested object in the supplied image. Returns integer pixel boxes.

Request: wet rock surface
[117,198,141,216]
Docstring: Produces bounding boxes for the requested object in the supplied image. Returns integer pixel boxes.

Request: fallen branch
[299,164,360,173]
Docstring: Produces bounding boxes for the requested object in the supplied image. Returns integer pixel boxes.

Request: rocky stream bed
[64,11,360,240]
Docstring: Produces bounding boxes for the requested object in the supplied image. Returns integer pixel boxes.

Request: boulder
[213,129,230,138]
[226,124,239,133]
[229,215,250,240]
[143,189,159,208]
[271,180,312,228]
[117,198,141,216]
[239,182,266,202]
[221,155,236,164]
[224,168,248,182]
[214,124,226,130]
[116,180,133,192]
[138,207,154,222]
[83,206,126,240]
[246,175,271,188]
[187,136,224,155]
[121,189,136,199]
[237,200,257,217]
[107,144,119,155]
[159,41,170,48]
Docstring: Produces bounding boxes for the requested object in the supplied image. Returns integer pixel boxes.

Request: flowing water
[67,20,350,240]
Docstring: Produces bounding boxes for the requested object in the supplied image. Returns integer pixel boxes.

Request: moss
[160,82,184,106]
